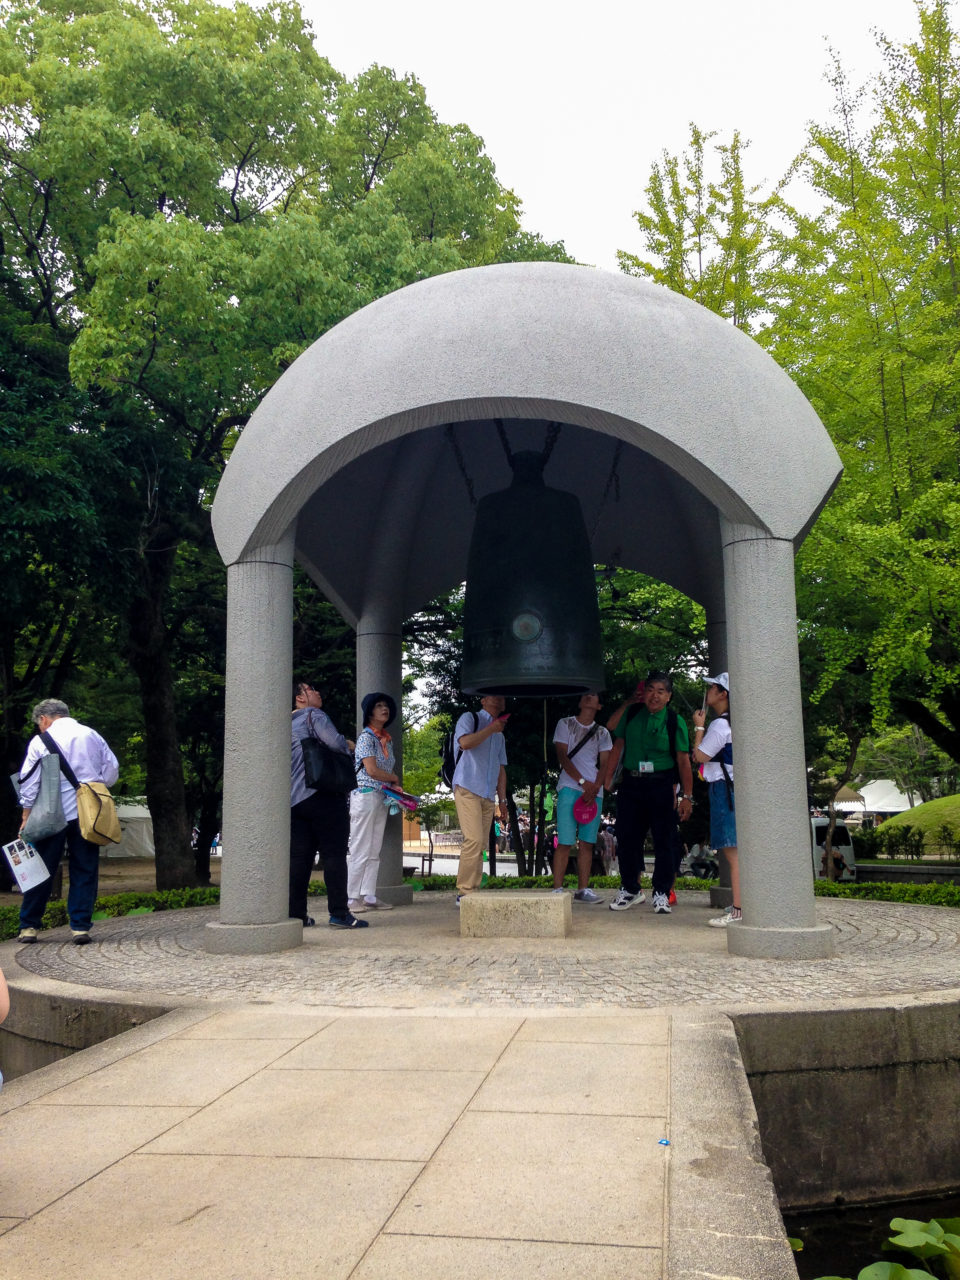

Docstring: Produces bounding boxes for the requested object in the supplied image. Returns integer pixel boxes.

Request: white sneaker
[573,888,604,904]
[708,909,741,928]
[17,927,37,944]
[609,889,642,911]
[652,892,671,914]
[365,899,394,911]
[348,900,369,913]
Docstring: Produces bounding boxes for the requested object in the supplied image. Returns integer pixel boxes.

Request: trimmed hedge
[2,875,958,943]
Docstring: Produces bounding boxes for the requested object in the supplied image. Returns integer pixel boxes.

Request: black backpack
[439,711,478,789]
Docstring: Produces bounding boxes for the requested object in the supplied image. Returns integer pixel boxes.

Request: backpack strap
[708,713,734,801]
[454,712,479,768]
[566,721,600,763]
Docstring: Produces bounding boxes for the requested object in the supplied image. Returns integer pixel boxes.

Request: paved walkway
[1,890,959,1279]
[11,889,960,1008]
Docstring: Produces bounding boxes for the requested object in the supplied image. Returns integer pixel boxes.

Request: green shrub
[852,827,883,860]
[880,824,926,860]
[813,879,960,908]
[812,1213,960,1280]
[0,887,222,942]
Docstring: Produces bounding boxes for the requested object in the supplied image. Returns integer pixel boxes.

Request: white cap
[704,672,729,692]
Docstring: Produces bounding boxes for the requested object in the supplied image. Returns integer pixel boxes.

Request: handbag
[40,731,122,845]
[301,712,358,795]
[19,753,68,842]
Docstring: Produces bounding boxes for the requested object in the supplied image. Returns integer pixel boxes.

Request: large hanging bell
[461,450,605,696]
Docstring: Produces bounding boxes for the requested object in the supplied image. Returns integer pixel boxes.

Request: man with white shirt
[552,692,612,903]
[451,694,508,904]
[16,698,119,945]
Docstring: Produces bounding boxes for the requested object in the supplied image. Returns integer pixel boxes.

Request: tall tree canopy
[618,0,960,773]
[0,0,570,883]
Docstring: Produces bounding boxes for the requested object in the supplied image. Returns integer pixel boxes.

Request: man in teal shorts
[552,693,612,903]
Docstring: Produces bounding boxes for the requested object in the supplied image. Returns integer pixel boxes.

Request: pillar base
[205,919,303,955]
[726,922,835,960]
[375,884,414,907]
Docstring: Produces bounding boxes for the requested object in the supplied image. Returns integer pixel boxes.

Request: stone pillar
[206,530,303,954]
[355,610,413,906]
[720,519,834,960]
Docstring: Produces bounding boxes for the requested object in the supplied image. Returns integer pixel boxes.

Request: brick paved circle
[12,892,960,1010]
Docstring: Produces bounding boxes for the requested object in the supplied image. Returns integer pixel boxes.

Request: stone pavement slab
[0,1006,673,1279]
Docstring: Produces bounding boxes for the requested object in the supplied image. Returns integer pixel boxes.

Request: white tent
[861,779,917,813]
[836,779,917,817]
[104,803,155,858]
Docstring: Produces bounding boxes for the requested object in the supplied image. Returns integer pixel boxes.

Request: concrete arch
[214,262,839,568]
[209,262,841,962]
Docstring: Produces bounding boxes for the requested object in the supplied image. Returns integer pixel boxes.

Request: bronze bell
[461,450,605,696]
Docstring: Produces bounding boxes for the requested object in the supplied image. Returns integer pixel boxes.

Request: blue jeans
[708,779,737,848]
[20,819,101,932]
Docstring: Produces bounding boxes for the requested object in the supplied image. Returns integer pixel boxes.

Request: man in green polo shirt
[604,672,693,915]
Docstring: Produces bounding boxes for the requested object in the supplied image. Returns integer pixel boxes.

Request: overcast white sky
[297,0,954,271]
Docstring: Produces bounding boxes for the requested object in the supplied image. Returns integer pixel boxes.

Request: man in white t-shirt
[552,693,612,903]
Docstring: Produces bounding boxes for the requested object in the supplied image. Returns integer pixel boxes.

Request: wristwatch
[577,777,585,786]
[682,794,693,801]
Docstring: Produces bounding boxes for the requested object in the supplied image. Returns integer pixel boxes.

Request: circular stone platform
[10,892,960,1010]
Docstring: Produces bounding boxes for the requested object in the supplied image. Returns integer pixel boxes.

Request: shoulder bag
[19,753,69,842]
[40,731,122,845]
[301,712,359,795]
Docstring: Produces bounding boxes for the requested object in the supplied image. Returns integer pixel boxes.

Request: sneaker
[303,916,316,928]
[609,888,642,911]
[668,889,677,905]
[573,888,604,904]
[708,909,741,928]
[17,927,37,944]
[348,900,369,913]
[365,899,394,911]
[551,888,566,894]
[456,894,463,908]
[71,930,92,945]
[652,893,671,914]
[328,912,369,929]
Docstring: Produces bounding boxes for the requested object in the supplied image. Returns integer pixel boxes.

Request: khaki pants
[454,785,495,893]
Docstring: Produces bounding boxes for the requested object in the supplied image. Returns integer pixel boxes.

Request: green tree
[763,0,960,763]
[856,724,959,804]
[0,0,568,883]
[617,122,777,331]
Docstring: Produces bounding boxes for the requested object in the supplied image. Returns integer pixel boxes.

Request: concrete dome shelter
[210,262,841,959]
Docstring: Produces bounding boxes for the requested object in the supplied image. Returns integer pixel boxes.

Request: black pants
[614,773,679,898]
[290,791,349,921]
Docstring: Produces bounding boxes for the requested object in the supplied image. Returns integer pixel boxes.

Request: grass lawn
[879,794,960,850]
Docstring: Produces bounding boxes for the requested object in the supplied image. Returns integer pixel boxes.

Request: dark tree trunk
[892,694,960,766]
[487,818,497,877]
[193,790,221,886]
[507,789,526,875]
[126,553,196,890]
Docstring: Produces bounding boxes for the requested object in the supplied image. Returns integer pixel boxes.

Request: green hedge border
[2,875,958,943]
